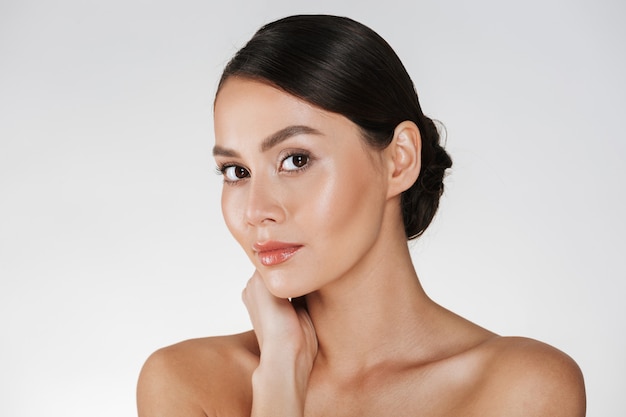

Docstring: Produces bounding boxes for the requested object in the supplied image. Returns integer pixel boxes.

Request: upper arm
[480,338,586,417]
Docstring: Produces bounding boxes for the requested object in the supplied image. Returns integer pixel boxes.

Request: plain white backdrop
[1,0,624,415]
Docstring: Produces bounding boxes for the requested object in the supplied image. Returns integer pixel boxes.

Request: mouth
[253,241,303,267]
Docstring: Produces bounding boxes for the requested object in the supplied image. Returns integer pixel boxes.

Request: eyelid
[215,157,245,174]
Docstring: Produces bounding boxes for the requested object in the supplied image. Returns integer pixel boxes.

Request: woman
[137,15,585,416]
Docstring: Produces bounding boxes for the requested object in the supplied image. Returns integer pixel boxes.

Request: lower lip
[257,246,302,266]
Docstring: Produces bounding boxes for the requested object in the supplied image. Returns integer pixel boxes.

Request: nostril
[244,182,285,226]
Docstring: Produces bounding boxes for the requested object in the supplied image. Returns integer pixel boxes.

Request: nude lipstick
[253,241,303,266]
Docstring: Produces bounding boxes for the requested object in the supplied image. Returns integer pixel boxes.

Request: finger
[241,277,253,307]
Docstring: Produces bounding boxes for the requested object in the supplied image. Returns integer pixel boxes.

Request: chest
[302,365,480,417]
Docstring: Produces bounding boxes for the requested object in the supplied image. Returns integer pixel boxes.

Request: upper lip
[253,241,302,253]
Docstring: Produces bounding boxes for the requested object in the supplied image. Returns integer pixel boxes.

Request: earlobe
[386,121,421,198]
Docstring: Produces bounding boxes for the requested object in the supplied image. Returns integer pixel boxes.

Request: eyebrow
[212,125,322,157]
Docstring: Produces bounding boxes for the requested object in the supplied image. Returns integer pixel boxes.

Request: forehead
[215,77,311,112]
[213,78,350,145]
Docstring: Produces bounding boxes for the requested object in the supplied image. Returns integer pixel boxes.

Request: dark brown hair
[217,15,452,239]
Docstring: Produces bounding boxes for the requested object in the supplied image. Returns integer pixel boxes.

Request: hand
[242,271,318,416]
[242,271,318,368]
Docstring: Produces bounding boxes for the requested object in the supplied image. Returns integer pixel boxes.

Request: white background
[1,0,624,415]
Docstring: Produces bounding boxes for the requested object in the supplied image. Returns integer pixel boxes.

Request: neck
[304,230,436,375]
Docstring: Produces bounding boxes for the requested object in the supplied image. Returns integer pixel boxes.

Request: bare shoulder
[137,331,258,417]
[471,336,586,417]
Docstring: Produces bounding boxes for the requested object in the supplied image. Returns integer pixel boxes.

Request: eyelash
[215,151,313,186]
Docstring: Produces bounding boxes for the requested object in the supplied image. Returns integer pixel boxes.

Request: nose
[244,177,286,226]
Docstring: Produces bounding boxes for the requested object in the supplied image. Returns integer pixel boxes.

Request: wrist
[251,361,308,416]
[254,354,311,391]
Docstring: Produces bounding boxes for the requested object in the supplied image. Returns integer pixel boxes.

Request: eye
[281,154,309,172]
[221,165,250,183]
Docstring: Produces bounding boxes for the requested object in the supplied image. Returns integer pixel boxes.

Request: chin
[261,270,310,300]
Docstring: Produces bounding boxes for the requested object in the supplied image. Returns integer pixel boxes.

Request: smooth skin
[137,78,586,416]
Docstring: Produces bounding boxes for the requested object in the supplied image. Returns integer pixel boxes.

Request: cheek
[299,160,386,243]
[221,189,245,244]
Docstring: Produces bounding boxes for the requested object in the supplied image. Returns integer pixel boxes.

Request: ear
[385,120,421,199]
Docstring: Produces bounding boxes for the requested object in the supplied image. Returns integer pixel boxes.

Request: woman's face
[213,78,391,298]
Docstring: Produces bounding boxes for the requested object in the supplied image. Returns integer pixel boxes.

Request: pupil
[294,155,307,167]
[236,167,247,178]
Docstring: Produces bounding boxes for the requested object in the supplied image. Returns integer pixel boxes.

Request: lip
[253,241,303,266]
